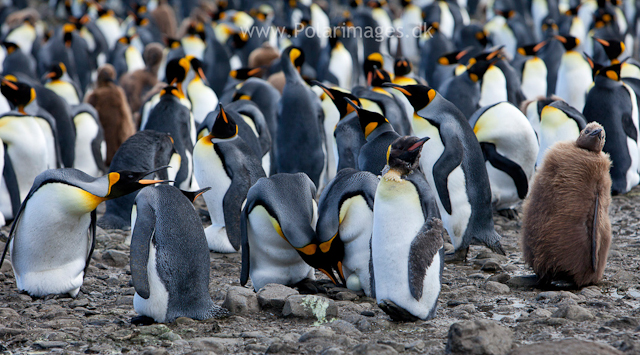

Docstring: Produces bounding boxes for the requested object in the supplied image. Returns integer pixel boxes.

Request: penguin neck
[282,58,303,83]
[365,122,394,141]
[381,165,404,182]
[594,75,622,88]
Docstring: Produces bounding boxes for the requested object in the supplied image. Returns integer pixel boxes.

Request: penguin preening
[240,173,318,292]
[0,167,168,297]
[523,122,612,287]
[373,136,444,321]
[385,83,505,261]
[130,184,229,324]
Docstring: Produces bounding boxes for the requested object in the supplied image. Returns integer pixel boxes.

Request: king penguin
[193,105,265,253]
[518,41,549,100]
[0,167,167,297]
[385,83,505,261]
[554,35,593,111]
[43,62,82,105]
[536,100,587,166]
[130,184,229,324]
[372,136,444,321]
[240,173,318,292]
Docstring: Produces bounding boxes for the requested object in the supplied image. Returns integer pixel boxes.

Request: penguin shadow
[509,274,582,291]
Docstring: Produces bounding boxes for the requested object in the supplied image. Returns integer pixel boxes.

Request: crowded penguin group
[0,0,634,323]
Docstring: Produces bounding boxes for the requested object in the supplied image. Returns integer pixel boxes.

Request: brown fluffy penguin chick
[249,43,280,68]
[119,43,163,124]
[86,64,136,166]
[151,0,177,38]
[522,122,612,287]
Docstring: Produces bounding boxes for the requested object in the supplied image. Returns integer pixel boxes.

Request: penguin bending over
[193,105,265,253]
[240,173,318,292]
[373,136,445,321]
[0,167,167,297]
[130,185,229,324]
[385,84,505,261]
[522,122,612,287]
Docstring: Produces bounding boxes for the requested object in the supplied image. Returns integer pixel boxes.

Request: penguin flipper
[223,173,251,252]
[84,209,97,276]
[368,235,375,299]
[480,142,529,199]
[591,194,599,272]
[3,144,21,218]
[240,204,250,286]
[432,135,463,215]
[130,204,156,299]
[408,218,444,301]
[622,113,638,142]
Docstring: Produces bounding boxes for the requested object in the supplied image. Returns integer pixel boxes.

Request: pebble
[604,317,639,330]
[360,310,375,317]
[257,284,299,312]
[320,347,345,355]
[327,320,361,335]
[101,250,129,267]
[445,319,513,355]
[551,305,594,322]
[487,273,511,284]
[506,275,538,288]
[45,319,82,329]
[266,342,299,354]
[282,295,338,321]
[33,341,67,349]
[484,281,510,294]
[298,326,335,342]
[481,261,502,272]
[334,291,358,301]
[222,286,260,314]
[189,337,228,353]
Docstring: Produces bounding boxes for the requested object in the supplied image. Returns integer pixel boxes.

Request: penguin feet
[497,208,518,220]
[444,247,469,263]
[378,299,420,322]
[293,279,326,294]
[131,315,156,326]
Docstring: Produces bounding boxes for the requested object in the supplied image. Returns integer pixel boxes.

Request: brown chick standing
[119,43,163,125]
[86,64,136,166]
[522,122,612,287]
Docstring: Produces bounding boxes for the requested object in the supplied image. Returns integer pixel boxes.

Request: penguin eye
[128,174,134,179]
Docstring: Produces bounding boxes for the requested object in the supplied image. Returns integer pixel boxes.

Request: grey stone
[101,249,129,267]
[116,296,133,306]
[579,286,602,298]
[138,324,170,336]
[335,291,358,301]
[222,286,260,314]
[508,339,623,355]
[158,331,182,341]
[257,284,299,311]
[484,281,510,294]
[605,317,639,329]
[266,342,299,354]
[351,342,398,355]
[320,347,345,355]
[190,338,228,353]
[45,318,82,329]
[0,258,11,273]
[0,308,19,320]
[488,273,511,284]
[445,319,514,355]
[506,276,538,288]
[377,340,405,352]
[527,309,552,318]
[327,319,361,335]
[240,331,266,338]
[298,326,335,342]
[551,305,594,322]
[33,341,67,349]
[282,295,338,321]
[482,261,503,272]
[141,347,169,355]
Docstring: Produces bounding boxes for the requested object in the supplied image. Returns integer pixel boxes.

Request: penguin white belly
[180,149,195,191]
[626,137,640,191]
[415,121,471,249]
[140,93,161,131]
[484,17,517,59]
[372,178,436,319]
[10,183,96,297]
[125,46,146,74]
[486,163,519,210]
[339,195,374,296]
[73,112,101,177]
[193,142,234,252]
[622,63,640,80]
[329,47,353,89]
[0,95,10,116]
[188,82,218,126]
[247,206,314,291]
[537,120,580,165]
[230,55,242,71]
[438,1,455,39]
[95,18,121,50]
[133,241,169,323]
[479,67,507,107]
[181,37,205,60]
[34,118,57,169]
[6,25,36,55]
[555,53,592,112]
[322,99,339,182]
[46,81,80,106]
[521,58,548,100]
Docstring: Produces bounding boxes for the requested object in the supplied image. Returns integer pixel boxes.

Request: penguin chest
[188,81,218,126]
[125,46,145,73]
[339,195,374,294]
[555,52,592,111]
[45,81,80,106]
[479,66,507,107]
[133,239,169,323]
[11,183,99,297]
[538,119,580,165]
[34,118,57,169]
[73,112,102,177]
[246,205,312,291]
[522,58,548,100]
[181,37,205,60]
[193,143,231,227]
[329,45,353,89]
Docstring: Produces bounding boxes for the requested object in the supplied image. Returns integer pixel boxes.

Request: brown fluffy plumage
[151,1,177,38]
[522,122,612,287]
[248,44,280,69]
[86,64,136,166]
[119,43,163,125]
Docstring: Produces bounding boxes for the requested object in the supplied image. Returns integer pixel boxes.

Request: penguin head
[165,57,191,87]
[208,104,239,140]
[118,35,135,45]
[593,8,616,29]
[364,52,384,85]
[517,41,547,57]
[230,31,250,49]
[438,49,470,66]
[229,67,264,80]
[474,28,489,47]
[180,187,212,204]
[394,58,413,77]
[165,37,182,50]
[300,237,346,286]
[466,56,500,82]
[576,122,606,152]
[189,57,208,83]
[2,41,19,55]
[596,61,623,81]
[134,14,150,27]
[541,18,559,36]
[370,66,391,87]
[313,81,361,118]
[345,97,390,139]
[160,85,185,99]
[386,136,430,176]
[382,83,437,113]
[106,167,171,199]
[44,62,66,81]
[1,76,35,114]
[584,52,604,79]
[554,35,580,51]
[97,64,117,85]
[594,38,625,63]
[284,46,305,73]
[62,23,75,47]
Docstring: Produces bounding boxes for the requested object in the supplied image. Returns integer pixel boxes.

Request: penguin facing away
[130,184,229,324]
[240,173,318,292]
[373,136,445,321]
[385,83,505,261]
[522,122,612,286]
[0,167,168,297]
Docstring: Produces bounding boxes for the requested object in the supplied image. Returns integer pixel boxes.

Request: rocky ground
[0,187,640,355]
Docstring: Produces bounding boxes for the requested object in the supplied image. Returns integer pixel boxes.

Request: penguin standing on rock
[130,185,229,324]
[522,122,612,287]
[373,136,445,321]
[0,167,168,297]
[385,84,505,261]
[240,173,318,292]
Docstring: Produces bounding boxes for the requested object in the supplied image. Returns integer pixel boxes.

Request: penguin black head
[345,98,390,139]
[1,76,35,114]
[2,42,19,55]
[62,23,75,47]
[165,56,192,87]
[518,41,547,57]
[370,66,391,87]
[541,18,559,36]
[386,136,430,176]
[565,4,581,16]
[285,46,305,73]
[231,31,249,49]
[596,61,623,81]
[229,67,263,80]
[394,58,413,77]
[45,62,67,81]
[466,57,500,82]
[593,8,616,29]
[475,29,489,47]
[438,49,470,65]
[189,57,208,83]
[208,104,238,139]
[382,83,437,113]
[134,14,150,27]
[165,37,182,50]
[576,122,606,152]
[106,167,171,199]
[467,46,503,65]
[180,187,212,204]
[300,238,346,287]
[118,35,135,45]
[594,38,625,63]
[312,80,361,118]
[554,35,580,51]
[364,52,384,84]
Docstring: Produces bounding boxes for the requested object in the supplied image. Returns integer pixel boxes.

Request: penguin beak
[381,83,411,96]
[138,165,172,184]
[43,72,56,80]
[0,78,17,90]
[408,136,430,151]
[589,128,603,137]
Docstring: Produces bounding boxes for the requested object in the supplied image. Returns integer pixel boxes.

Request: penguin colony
[0,0,634,323]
